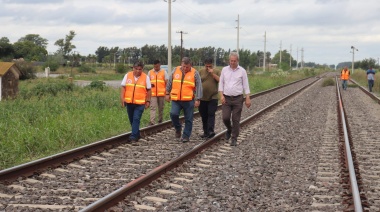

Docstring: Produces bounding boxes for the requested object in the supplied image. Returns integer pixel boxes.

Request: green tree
[54,30,76,58]
[13,40,47,61]
[18,34,48,48]
[0,37,14,60]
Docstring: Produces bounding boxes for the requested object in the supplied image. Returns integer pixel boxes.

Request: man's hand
[245,97,251,108]
[195,100,200,107]
[220,96,226,104]
[165,94,171,102]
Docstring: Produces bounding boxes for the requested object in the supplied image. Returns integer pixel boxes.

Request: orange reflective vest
[170,67,196,101]
[123,72,148,104]
[341,69,350,80]
[149,69,166,97]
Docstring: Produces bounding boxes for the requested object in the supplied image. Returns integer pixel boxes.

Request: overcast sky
[1,0,379,66]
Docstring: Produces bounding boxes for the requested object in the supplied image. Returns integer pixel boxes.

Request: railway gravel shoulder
[109,76,344,211]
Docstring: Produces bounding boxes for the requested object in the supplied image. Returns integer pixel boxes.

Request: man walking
[199,58,220,139]
[120,61,151,142]
[341,66,350,90]
[165,57,202,143]
[148,60,168,125]
[219,52,251,146]
[366,67,376,92]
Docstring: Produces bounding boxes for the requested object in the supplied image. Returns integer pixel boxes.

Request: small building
[0,62,21,101]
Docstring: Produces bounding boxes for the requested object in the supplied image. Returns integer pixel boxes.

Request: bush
[115,63,127,74]
[43,60,60,72]
[15,61,36,80]
[78,64,96,73]
[87,80,107,91]
[322,78,335,87]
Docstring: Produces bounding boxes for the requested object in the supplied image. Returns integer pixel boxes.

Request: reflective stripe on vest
[170,67,195,101]
[124,72,147,104]
[149,69,166,97]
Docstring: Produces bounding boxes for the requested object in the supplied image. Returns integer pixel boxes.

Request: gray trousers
[150,96,165,124]
[222,95,244,141]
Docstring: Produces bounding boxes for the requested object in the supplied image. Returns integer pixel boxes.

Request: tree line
[1,30,340,72]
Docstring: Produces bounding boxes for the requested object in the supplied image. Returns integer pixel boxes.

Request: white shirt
[218,65,250,96]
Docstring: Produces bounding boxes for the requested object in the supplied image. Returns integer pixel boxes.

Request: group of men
[340,66,376,92]
[120,52,251,146]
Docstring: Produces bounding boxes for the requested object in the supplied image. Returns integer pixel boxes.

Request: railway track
[5,73,379,211]
[0,76,317,211]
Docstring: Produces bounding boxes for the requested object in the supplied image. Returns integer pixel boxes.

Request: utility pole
[279,40,282,69]
[263,31,266,72]
[236,14,240,55]
[296,47,299,69]
[176,30,187,62]
[164,0,175,75]
[301,47,304,69]
[289,44,292,70]
[214,51,217,67]
[351,46,358,74]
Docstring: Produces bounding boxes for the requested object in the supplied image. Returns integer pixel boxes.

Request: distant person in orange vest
[165,57,203,143]
[148,60,168,125]
[340,66,350,90]
[120,61,151,142]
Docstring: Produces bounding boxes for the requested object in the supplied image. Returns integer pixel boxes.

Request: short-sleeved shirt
[199,68,220,101]
[367,69,375,80]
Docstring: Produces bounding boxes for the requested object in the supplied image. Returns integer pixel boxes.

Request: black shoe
[225,131,231,140]
[158,119,162,123]
[181,137,189,143]
[149,122,154,126]
[200,133,209,139]
[230,139,237,146]
[207,132,216,139]
[175,130,181,138]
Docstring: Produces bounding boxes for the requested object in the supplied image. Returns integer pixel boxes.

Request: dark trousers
[368,80,374,92]
[199,99,218,135]
[222,95,243,141]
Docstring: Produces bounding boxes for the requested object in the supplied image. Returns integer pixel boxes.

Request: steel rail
[350,79,380,104]
[336,77,363,211]
[81,77,320,211]
[0,77,312,182]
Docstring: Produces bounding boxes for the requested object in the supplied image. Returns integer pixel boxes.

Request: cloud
[1,0,380,65]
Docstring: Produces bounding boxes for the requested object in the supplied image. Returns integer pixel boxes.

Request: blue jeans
[125,103,145,140]
[342,80,348,90]
[170,100,195,139]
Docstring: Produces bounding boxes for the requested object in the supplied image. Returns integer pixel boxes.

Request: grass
[0,68,325,169]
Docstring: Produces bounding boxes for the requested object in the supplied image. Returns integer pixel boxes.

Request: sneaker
[225,130,231,140]
[230,139,237,146]
[149,122,154,126]
[207,132,216,139]
[175,130,181,138]
[158,119,162,123]
[181,137,190,143]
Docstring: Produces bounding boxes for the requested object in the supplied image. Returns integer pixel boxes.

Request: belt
[224,94,243,98]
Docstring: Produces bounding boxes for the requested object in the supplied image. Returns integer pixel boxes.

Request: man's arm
[120,86,126,107]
